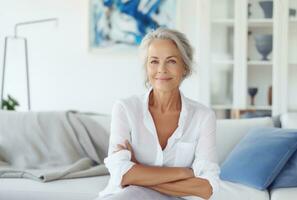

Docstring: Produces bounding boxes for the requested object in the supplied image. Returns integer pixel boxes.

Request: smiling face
[146,39,186,92]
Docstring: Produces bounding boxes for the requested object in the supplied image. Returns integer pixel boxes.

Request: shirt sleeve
[185,111,221,200]
[103,101,136,187]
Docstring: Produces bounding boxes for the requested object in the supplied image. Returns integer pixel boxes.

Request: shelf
[289,62,297,65]
[212,19,234,26]
[248,60,273,66]
[246,105,272,110]
[288,108,297,112]
[213,18,273,27]
[289,18,297,23]
[248,19,273,27]
[212,105,233,110]
[212,105,272,111]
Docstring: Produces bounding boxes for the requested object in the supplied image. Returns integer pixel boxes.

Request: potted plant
[1,95,19,110]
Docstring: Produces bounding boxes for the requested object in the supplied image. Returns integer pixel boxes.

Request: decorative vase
[248,87,258,106]
[248,3,252,18]
[259,1,273,18]
[289,9,296,17]
[254,34,273,60]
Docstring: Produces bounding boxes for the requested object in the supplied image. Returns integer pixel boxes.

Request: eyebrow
[149,56,178,59]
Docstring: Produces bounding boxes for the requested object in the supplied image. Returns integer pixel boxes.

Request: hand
[113,140,139,164]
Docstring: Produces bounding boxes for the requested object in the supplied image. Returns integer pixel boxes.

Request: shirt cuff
[181,196,204,200]
[104,150,136,187]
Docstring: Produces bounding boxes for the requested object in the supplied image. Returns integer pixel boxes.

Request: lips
[155,77,172,81]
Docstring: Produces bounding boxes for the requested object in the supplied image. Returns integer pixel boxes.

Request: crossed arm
[117,141,213,200]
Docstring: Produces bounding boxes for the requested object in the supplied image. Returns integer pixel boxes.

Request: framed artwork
[89,0,177,51]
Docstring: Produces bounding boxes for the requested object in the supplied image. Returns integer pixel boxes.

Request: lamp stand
[1,18,58,110]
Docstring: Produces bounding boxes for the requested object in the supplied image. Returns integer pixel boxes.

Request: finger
[113,144,126,153]
[125,140,133,152]
[125,141,133,151]
[125,140,129,147]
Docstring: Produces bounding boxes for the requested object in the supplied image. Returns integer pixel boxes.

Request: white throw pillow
[281,113,297,129]
[216,117,274,165]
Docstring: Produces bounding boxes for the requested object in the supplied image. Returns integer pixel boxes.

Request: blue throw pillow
[270,137,297,189]
[220,127,297,190]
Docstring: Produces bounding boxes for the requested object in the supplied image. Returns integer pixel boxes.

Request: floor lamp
[1,18,58,110]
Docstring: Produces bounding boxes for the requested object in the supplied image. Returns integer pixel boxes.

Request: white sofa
[0,113,296,200]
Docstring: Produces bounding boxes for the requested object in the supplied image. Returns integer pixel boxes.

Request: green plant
[1,95,19,110]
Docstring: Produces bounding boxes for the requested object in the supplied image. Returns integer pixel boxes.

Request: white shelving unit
[290,18,297,23]
[197,0,296,118]
[212,105,234,110]
[248,19,273,27]
[212,19,235,26]
[247,105,272,110]
[248,60,273,66]
[287,0,297,111]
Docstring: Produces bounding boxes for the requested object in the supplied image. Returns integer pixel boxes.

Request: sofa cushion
[213,180,270,200]
[281,113,297,129]
[220,127,297,190]
[270,187,297,200]
[0,176,109,200]
[216,117,274,164]
[0,176,270,200]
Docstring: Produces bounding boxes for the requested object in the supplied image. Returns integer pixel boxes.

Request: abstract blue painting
[89,0,176,49]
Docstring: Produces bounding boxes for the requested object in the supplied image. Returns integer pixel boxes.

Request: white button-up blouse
[99,89,220,199]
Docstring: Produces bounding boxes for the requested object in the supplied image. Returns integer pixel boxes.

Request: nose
[157,62,167,74]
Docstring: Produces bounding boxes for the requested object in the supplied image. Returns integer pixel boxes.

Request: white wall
[0,0,200,114]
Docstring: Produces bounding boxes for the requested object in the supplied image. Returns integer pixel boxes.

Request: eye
[168,59,176,64]
[150,60,159,64]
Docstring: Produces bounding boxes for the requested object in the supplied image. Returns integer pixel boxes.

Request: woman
[97,28,220,200]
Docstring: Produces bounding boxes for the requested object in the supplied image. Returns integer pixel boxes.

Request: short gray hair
[139,27,194,86]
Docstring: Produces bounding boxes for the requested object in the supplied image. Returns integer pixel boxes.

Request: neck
[149,88,181,113]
